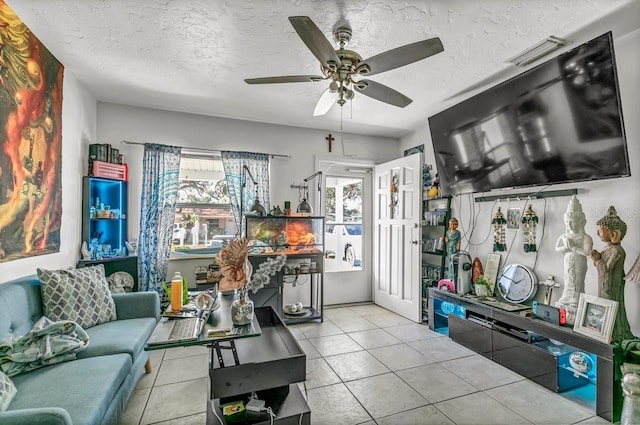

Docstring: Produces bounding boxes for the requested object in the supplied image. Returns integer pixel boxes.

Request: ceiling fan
[244,16,444,116]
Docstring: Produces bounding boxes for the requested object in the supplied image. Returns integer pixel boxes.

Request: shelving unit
[80,176,137,289]
[429,289,621,422]
[245,216,324,323]
[82,176,128,252]
[421,196,451,321]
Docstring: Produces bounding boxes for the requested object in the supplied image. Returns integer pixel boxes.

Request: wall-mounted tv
[428,32,630,197]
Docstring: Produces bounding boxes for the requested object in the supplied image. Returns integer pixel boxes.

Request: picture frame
[404,144,424,157]
[507,207,521,230]
[484,253,501,296]
[573,293,618,343]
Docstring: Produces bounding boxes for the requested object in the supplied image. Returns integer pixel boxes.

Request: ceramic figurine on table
[590,206,634,342]
[555,196,593,324]
[81,241,93,260]
[444,217,461,280]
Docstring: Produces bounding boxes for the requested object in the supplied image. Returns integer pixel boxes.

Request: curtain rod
[120,140,290,159]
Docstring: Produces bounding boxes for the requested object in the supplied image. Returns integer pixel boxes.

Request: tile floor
[118,304,612,425]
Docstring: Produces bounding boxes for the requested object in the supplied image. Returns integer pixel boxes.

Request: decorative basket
[90,160,128,181]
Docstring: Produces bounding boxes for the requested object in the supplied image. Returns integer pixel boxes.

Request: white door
[320,162,373,305]
[373,153,422,322]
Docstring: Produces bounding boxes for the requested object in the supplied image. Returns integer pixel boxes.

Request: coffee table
[146,294,310,424]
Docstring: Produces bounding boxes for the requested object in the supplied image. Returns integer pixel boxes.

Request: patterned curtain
[221,151,270,236]
[138,143,181,292]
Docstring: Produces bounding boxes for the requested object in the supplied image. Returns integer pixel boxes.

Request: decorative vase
[475,284,488,297]
[231,288,254,326]
[622,373,640,425]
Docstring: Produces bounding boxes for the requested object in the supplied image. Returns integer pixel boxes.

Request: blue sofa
[0,275,160,425]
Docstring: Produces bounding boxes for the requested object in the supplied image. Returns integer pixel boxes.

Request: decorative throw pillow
[37,264,117,329]
[0,370,16,411]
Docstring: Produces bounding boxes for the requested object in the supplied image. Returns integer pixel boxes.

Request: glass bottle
[171,272,183,311]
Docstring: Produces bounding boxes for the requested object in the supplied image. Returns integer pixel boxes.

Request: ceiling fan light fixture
[248,16,443,111]
[355,63,371,75]
[506,35,571,67]
[345,89,354,100]
[354,81,368,91]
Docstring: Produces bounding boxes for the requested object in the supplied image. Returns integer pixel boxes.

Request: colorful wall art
[0,1,64,262]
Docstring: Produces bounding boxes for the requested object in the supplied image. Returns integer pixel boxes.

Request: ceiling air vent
[506,36,571,67]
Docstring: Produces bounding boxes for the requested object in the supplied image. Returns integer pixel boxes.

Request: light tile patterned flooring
[118,304,612,425]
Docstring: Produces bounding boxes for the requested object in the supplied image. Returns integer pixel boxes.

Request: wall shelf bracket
[474,188,578,203]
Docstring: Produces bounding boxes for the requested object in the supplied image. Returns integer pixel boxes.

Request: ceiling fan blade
[354,80,412,107]
[313,88,339,116]
[289,16,341,69]
[357,37,444,77]
[245,75,325,84]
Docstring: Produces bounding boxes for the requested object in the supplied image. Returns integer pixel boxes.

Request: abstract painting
[0,1,64,262]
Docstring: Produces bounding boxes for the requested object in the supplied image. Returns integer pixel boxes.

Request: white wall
[95,103,399,282]
[401,29,640,332]
[0,72,96,283]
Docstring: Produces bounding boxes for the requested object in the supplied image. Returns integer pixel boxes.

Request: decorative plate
[440,301,456,315]
[283,305,311,316]
[569,351,594,375]
[107,271,134,293]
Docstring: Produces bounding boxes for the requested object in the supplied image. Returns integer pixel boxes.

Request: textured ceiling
[6,0,640,138]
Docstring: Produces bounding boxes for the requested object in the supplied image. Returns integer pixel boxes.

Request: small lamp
[297,198,312,213]
[626,255,640,283]
[250,187,266,216]
[297,171,323,214]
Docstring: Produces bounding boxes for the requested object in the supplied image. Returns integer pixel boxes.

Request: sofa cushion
[0,371,16,411]
[37,265,117,329]
[8,354,131,425]
[0,276,43,340]
[76,317,157,363]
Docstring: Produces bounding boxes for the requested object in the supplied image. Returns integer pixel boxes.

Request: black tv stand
[428,289,621,423]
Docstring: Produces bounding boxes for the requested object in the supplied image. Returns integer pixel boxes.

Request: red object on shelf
[90,161,128,181]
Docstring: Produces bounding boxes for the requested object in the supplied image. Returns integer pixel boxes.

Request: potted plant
[474,275,489,297]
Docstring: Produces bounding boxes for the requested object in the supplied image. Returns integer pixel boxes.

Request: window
[170,153,237,255]
[324,176,363,271]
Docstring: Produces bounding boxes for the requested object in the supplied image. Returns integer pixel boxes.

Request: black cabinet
[77,256,138,292]
[429,289,621,422]
[449,315,492,357]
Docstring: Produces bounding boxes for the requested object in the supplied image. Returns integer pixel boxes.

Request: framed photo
[404,144,424,157]
[573,293,618,343]
[507,207,521,230]
[484,253,501,296]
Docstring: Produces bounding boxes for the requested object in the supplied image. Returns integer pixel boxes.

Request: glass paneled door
[320,162,372,305]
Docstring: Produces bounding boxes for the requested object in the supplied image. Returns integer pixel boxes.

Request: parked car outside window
[325,223,362,267]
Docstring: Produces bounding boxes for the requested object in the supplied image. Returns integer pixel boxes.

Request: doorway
[319,162,372,305]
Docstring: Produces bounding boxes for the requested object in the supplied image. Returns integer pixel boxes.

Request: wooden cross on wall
[326,133,334,153]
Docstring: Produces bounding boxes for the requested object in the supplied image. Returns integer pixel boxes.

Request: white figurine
[125,241,137,256]
[81,241,93,260]
[555,195,593,324]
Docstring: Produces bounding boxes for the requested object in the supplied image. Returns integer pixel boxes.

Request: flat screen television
[428,31,630,197]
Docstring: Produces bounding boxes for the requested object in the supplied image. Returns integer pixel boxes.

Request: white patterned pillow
[37,264,117,329]
[0,371,16,411]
